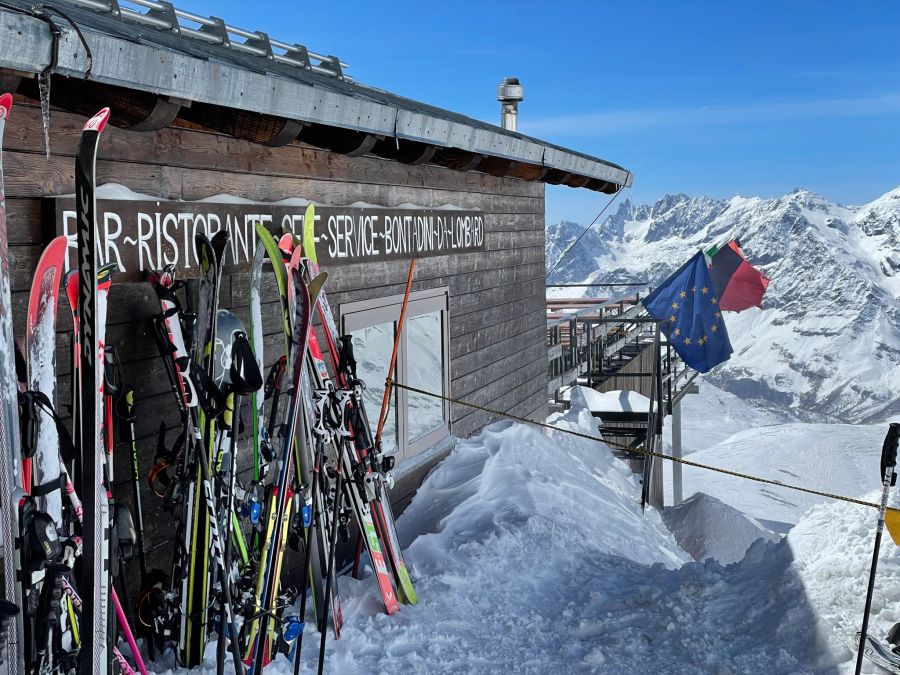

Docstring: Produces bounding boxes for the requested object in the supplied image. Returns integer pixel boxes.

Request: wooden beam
[126,96,184,132]
[586,178,619,194]
[565,174,591,189]
[433,148,483,172]
[370,137,437,165]
[178,102,303,146]
[298,123,378,156]
[0,69,22,94]
[505,162,548,182]
[543,169,572,185]
[475,155,515,178]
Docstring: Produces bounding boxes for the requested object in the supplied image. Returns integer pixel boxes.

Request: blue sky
[184,1,899,224]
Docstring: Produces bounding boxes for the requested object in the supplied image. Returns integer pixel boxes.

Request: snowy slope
[547,186,900,423]
[662,380,798,453]
[664,421,888,529]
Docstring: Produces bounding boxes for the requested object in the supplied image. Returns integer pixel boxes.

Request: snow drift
[662,492,779,564]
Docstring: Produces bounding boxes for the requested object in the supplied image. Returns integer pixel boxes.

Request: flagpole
[855,423,900,674]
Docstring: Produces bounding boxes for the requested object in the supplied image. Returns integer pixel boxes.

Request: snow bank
[662,492,779,564]
[789,491,900,672]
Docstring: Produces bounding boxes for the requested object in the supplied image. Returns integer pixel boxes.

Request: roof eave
[0,9,634,190]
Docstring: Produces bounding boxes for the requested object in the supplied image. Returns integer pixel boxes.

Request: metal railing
[62,0,351,80]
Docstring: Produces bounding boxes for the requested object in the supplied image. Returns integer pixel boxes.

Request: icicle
[38,70,51,159]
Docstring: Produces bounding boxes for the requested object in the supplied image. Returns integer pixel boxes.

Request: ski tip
[303,203,318,266]
[0,92,11,119]
[83,107,111,133]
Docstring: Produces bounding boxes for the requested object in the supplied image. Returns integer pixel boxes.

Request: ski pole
[855,422,900,675]
[374,258,415,447]
[292,442,323,675]
[318,450,345,675]
[122,389,149,581]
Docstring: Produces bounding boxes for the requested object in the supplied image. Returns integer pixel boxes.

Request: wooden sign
[48,197,486,281]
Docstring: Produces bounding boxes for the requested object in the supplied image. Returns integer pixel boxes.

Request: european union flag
[642,251,733,373]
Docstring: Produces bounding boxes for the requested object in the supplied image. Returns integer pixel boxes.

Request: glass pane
[407,311,445,442]
[351,321,398,455]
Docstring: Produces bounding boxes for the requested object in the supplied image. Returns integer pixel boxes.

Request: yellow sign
[885,508,900,545]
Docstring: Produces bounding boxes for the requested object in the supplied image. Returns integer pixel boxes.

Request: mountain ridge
[546,185,900,424]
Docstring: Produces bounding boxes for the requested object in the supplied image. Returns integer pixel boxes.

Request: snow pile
[666,422,887,529]
[662,492,779,564]
[560,386,650,413]
[788,491,900,672]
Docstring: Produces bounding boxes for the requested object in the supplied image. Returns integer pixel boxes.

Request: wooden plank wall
[596,343,656,398]
[3,103,548,567]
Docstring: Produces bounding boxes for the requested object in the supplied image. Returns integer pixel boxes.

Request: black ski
[74,107,112,674]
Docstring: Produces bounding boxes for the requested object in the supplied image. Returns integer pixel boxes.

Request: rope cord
[545,186,624,280]
[388,378,883,511]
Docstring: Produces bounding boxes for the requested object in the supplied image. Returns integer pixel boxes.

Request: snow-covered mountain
[546,186,900,423]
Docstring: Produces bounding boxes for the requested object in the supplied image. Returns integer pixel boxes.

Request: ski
[248,250,321,672]
[253,225,339,638]
[24,235,68,504]
[300,204,416,606]
[74,106,112,675]
[856,632,900,674]
[22,236,79,675]
[182,230,229,667]
[0,91,25,675]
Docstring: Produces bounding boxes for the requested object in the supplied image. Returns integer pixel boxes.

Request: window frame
[339,285,451,464]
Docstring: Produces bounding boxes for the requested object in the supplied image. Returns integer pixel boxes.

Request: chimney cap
[497,77,524,103]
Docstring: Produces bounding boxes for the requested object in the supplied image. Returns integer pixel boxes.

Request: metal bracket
[148,0,179,34]
[245,31,274,59]
[199,15,229,47]
[321,54,343,79]
[284,43,311,70]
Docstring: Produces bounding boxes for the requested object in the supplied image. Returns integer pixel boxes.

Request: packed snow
[148,390,900,674]
[560,386,650,413]
[662,492,779,564]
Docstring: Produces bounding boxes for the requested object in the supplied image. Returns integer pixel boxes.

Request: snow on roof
[560,386,651,413]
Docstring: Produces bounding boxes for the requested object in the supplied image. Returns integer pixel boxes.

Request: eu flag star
[714,311,721,319]
[684,337,691,345]
[701,287,708,294]
[679,290,686,299]
[711,297,718,305]
[672,302,679,309]
[669,315,676,323]
[711,324,718,332]
[673,328,680,336]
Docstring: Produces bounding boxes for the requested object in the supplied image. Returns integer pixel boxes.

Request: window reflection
[407,311,445,442]
[351,321,397,454]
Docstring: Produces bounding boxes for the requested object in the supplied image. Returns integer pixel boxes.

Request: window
[340,286,451,465]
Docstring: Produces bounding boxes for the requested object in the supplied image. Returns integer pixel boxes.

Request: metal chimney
[497,77,524,132]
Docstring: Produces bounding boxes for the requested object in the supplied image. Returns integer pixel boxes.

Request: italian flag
[704,240,770,312]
